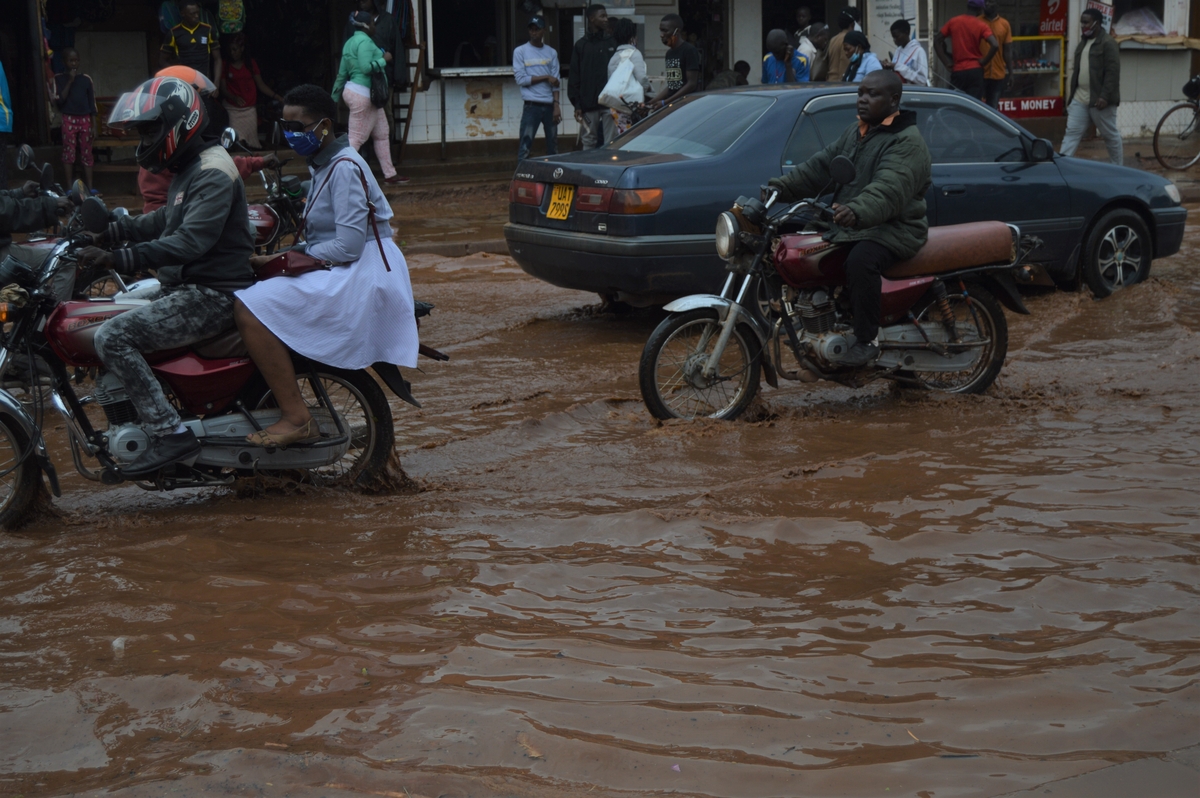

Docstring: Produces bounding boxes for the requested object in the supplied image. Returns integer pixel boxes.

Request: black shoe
[121,430,201,479]
[835,342,880,368]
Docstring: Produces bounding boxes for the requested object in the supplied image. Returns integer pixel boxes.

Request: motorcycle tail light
[610,188,663,214]
[510,180,545,206]
[0,303,8,323]
[576,187,613,211]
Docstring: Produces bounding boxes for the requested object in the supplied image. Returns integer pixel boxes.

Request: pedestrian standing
[1060,8,1123,166]
[934,0,999,101]
[827,8,859,83]
[342,0,399,83]
[160,1,222,82]
[793,5,816,61]
[514,15,561,160]
[842,32,882,83]
[808,23,830,81]
[883,19,928,86]
[647,14,700,110]
[333,12,407,184]
[606,18,649,136]
[220,34,283,149]
[568,4,617,149]
[762,29,809,85]
[0,56,12,189]
[981,0,1013,108]
[54,48,96,194]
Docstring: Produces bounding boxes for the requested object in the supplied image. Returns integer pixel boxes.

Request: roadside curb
[401,238,510,257]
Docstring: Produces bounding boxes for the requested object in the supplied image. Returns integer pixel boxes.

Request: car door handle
[942,184,967,196]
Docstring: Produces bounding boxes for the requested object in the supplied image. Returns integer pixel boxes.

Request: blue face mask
[283,127,324,156]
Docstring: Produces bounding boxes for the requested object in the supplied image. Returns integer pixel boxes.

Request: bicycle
[1153,75,1200,170]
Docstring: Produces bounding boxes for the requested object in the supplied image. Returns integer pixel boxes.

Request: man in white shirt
[883,18,928,87]
[513,16,562,160]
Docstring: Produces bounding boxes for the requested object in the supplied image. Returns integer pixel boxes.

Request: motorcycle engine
[107,424,151,463]
[93,371,139,426]
[795,290,852,364]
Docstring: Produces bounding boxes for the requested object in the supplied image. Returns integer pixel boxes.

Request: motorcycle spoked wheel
[904,283,1007,394]
[0,415,43,529]
[250,367,394,486]
[639,309,761,421]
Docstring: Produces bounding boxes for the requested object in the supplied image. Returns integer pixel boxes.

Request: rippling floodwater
[1,208,1198,797]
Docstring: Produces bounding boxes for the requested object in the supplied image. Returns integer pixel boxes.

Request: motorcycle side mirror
[39,162,55,191]
[829,155,857,186]
[70,179,88,205]
[219,127,238,150]
[80,196,110,234]
[16,144,34,171]
[1029,138,1054,162]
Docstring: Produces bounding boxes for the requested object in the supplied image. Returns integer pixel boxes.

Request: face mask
[284,128,323,156]
[1081,25,1096,38]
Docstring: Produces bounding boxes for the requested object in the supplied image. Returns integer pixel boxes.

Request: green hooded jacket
[767,110,932,260]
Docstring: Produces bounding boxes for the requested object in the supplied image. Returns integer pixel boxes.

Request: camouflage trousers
[93,284,235,437]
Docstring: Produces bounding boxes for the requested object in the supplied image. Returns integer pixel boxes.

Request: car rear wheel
[1082,209,1151,298]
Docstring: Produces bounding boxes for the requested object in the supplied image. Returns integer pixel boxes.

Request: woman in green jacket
[333,12,405,184]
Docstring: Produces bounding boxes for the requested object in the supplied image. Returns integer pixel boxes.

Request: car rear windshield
[611,94,775,158]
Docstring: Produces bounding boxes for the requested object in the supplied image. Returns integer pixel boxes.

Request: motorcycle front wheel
[252,367,394,486]
[639,309,761,421]
[0,416,42,529]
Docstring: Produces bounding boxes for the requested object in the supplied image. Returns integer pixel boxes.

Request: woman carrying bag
[604,18,650,136]
[333,12,406,185]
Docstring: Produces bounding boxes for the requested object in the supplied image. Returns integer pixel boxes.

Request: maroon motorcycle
[639,156,1038,421]
[0,198,444,528]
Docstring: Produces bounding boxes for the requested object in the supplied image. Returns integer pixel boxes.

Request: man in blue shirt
[762,29,809,84]
[513,16,561,160]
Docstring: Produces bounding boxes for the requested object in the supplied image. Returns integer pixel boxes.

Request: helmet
[155,65,217,96]
[107,76,207,174]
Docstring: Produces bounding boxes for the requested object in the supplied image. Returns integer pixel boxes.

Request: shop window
[429,0,512,69]
[1111,1,1166,36]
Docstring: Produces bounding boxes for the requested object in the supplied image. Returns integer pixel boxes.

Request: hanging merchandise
[219,0,246,34]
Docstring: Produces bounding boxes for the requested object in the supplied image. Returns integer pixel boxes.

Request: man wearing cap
[934,0,999,100]
[513,15,561,160]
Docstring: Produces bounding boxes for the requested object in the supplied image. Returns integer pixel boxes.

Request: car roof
[699,83,970,101]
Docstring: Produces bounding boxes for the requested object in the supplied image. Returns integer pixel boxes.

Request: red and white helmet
[107,76,206,173]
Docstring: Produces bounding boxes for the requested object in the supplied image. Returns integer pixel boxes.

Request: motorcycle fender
[372,362,420,409]
[0,389,60,497]
[979,272,1030,316]
[662,295,769,343]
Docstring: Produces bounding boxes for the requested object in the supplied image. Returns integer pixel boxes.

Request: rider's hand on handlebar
[22,180,40,199]
[55,196,74,216]
[831,203,858,228]
[77,246,115,270]
[261,152,282,169]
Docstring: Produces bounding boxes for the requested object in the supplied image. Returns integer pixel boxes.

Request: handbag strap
[299,156,392,271]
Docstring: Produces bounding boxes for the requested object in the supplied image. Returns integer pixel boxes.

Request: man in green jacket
[768,70,931,367]
[1060,8,1122,165]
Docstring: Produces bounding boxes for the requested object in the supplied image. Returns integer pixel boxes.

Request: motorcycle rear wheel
[0,416,42,529]
[252,367,394,486]
[640,309,761,421]
[908,283,1007,394]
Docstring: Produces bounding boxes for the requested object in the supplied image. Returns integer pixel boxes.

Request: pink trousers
[344,89,396,178]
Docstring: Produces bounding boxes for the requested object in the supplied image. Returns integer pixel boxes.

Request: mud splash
[0,208,1198,797]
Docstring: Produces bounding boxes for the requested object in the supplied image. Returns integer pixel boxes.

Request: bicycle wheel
[1153,102,1200,170]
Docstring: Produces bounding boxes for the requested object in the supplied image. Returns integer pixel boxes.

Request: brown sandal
[245,418,320,448]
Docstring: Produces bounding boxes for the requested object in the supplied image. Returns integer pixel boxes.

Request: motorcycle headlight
[715,211,740,260]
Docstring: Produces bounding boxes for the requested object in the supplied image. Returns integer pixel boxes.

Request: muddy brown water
[1,206,1198,797]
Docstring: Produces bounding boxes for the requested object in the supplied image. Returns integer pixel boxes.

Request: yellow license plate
[546,184,574,220]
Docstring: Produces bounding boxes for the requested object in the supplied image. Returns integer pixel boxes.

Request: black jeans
[983,78,1005,109]
[951,68,985,100]
[843,240,894,345]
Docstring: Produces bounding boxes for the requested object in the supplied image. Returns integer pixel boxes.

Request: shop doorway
[679,0,729,86]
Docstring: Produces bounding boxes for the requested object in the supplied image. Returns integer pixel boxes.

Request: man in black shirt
[647,14,699,109]
[568,4,617,149]
[160,0,221,82]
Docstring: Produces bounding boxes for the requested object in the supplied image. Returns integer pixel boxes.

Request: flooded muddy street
[1,205,1198,797]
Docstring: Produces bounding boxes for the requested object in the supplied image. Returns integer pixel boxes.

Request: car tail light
[510,180,545,206]
[610,188,663,214]
[575,186,613,211]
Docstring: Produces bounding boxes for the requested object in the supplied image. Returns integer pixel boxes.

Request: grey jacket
[108,144,254,293]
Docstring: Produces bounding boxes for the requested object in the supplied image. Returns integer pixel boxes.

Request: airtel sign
[1040,0,1067,35]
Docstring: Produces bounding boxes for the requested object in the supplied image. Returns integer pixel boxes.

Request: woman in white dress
[233,84,418,446]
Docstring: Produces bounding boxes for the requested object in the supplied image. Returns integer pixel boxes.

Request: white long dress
[235,138,419,369]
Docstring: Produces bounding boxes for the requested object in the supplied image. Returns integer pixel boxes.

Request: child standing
[54,48,96,193]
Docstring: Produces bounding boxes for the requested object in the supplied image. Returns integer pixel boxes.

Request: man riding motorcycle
[77,76,254,478]
[767,69,932,367]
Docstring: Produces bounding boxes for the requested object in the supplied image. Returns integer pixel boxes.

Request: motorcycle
[0,197,446,529]
[638,156,1038,421]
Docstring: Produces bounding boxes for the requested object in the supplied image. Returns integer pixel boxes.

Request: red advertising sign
[998,96,1063,118]
[1039,0,1067,35]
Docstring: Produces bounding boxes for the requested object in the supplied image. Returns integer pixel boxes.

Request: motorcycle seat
[884,221,1014,279]
[193,328,249,359]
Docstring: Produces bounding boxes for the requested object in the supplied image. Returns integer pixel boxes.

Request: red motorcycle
[639,156,1038,420]
[0,199,444,528]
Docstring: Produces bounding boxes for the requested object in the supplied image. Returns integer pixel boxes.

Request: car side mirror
[16,144,34,171]
[219,127,238,150]
[80,196,110,234]
[829,154,857,185]
[1030,138,1054,162]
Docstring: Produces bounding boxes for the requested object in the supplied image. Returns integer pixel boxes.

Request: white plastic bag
[599,50,644,112]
